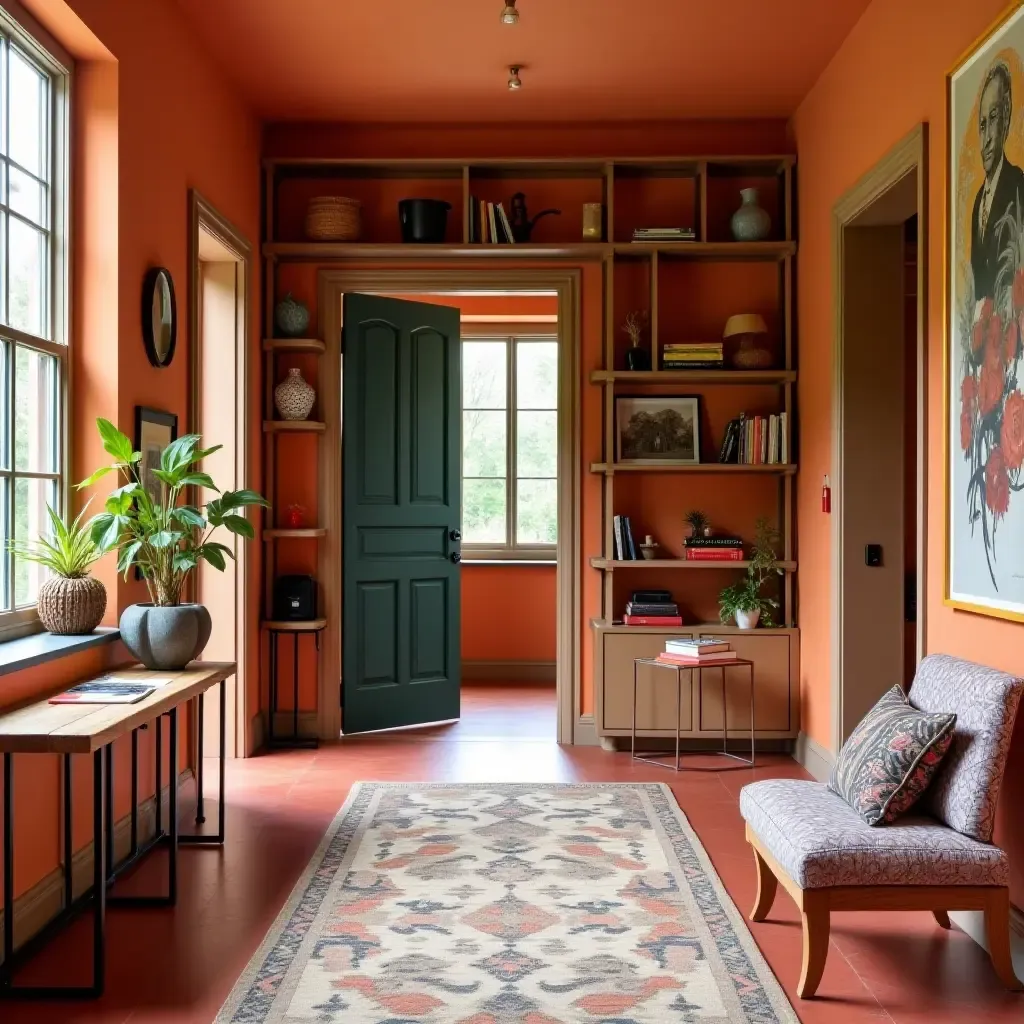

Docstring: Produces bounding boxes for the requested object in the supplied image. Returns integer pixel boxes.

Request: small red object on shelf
[285,504,306,529]
[821,475,831,515]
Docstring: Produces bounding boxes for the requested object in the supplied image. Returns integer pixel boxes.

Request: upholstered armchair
[740,653,1024,998]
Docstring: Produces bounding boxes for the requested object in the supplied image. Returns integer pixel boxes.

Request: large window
[0,5,69,635]
[462,335,558,559]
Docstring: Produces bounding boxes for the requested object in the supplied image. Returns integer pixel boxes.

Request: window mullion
[6,341,14,612]
[507,336,516,552]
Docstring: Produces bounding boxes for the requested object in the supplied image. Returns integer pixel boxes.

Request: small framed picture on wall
[615,395,700,465]
[135,406,178,506]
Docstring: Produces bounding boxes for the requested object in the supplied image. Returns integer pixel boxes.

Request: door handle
[450,552,462,563]
[449,528,462,542]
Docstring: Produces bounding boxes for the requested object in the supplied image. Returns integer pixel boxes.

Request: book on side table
[655,637,735,665]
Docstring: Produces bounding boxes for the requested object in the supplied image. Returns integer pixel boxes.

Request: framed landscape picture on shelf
[615,396,700,465]
[946,2,1024,621]
[134,406,178,505]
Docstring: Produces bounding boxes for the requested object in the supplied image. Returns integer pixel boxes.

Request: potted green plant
[718,519,782,629]
[79,418,268,669]
[10,504,107,635]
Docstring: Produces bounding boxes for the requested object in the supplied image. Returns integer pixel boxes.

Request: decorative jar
[274,294,310,338]
[274,368,316,421]
[730,188,771,242]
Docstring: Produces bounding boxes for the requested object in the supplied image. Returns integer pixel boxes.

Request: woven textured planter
[37,575,107,635]
[305,196,361,241]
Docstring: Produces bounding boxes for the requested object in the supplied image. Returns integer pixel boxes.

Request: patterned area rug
[216,783,797,1023]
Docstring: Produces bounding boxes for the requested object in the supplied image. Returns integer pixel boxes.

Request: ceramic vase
[119,603,212,670]
[274,293,310,338]
[274,367,316,420]
[735,608,761,629]
[730,188,771,242]
[625,343,651,371]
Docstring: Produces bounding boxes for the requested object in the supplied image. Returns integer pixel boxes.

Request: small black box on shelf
[274,575,317,621]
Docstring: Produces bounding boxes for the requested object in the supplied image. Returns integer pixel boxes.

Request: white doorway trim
[318,268,581,746]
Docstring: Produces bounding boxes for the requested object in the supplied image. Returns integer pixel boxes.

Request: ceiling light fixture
[507,65,523,90]
[500,1,519,25]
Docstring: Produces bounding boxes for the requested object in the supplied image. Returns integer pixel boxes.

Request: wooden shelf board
[590,462,796,475]
[263,420,327,434]
[263,528,328,540]
[262,338,326,354]
[613,241,795,260]
[591,369,795,386]
[590,617,798,635]
[590,557,797,571]
[263,242,608,260]
[261,619,328,632]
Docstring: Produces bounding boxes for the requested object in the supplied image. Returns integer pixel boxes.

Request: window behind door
[462,335,557,560]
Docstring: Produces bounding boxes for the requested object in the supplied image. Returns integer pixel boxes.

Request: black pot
[399,198,451,243]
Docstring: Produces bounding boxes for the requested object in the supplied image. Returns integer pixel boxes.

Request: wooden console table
[0,662,235,1000]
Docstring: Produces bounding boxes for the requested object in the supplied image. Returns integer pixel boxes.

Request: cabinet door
[698,632,792,733]
[601,632,695,733]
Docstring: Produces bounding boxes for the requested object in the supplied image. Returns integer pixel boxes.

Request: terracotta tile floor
[3,683,1021,1022]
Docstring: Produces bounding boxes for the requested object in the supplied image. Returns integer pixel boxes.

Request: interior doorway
[188,191,254,756]
[317,269,580,745]
[831,127,928,751]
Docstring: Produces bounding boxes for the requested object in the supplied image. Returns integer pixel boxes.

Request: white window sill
[461,559,556,567]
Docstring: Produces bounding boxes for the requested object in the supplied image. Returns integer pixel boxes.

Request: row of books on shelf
[632,227,696,243]
[623,589,681,626]
[684,536,744,561]
[655,637,735,664]
[612,515,640,560]
[468,198,516,244]
[719,412,788,465]
[662,341,723,370]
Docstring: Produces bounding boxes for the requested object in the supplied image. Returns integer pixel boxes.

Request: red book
[754,416,763,465]
[685,548,744,561]
[657,652,736,665]
[623,615,684,626]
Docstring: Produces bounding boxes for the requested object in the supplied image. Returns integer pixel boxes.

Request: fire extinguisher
[822,475,831,514]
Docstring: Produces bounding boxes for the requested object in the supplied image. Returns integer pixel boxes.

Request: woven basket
[37,575,107,635]
[305,196,362,241]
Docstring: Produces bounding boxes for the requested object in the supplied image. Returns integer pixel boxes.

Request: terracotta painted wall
[793,0,1024,906]
[0,0,260,911]
[264,119,792,715]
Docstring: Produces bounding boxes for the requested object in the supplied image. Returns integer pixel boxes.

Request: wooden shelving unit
[263,528,328,541]
[590,558,797,571]
[262,338,326,354]
[262,420,327,434]
[590,462,797,475]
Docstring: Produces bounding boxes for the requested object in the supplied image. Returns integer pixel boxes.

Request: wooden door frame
[830,125,928,754]
[188,189,255,756]
[318,267,581,745]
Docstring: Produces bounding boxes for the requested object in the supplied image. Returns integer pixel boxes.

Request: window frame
[461,329,558,563]
[0,0,71,641]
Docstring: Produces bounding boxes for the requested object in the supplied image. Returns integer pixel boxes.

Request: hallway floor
[3,684,1021,1023]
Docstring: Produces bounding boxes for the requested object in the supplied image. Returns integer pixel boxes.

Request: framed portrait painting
[134,406,178,506]
[947,2,1024,620]
[615,396,700,465]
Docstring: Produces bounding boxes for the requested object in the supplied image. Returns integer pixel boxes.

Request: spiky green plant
[718,518,782,626]
[8,503,102,578]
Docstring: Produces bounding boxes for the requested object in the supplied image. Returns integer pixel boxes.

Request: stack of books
[624,589,682,626]
[719,412,788,465]
[684,536,745,561]
[632,227,696,243]
[612,515,640,560]
[656,637,735,665]
[469,197,515,243]
[662,342,724,370]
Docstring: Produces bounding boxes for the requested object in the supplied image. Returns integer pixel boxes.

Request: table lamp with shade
[723,313,772,369]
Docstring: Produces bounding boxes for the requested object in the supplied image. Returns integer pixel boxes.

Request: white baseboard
[949,907,1024,976]
[794,731,834,782]
[0,768,193,961]
[462,660,556,683]
[574,714,598,746]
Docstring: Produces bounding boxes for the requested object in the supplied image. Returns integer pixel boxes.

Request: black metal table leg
[195,694,205,826]
[92,748,106,995]
[104,744,113,881]
[292,634,300,741]
[63,753,72,910]
[3,752,13,984]
[168,707,178,906]
[130,729,138,857]
[266,629,318,750]
[268,630,277,748]
[155,714,163,836]
[181,680,227,846]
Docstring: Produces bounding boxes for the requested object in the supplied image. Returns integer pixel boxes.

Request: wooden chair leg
[933,910,952,930]
[984,888,1023,992]
[750,843,778,922]
[797,891,831,999]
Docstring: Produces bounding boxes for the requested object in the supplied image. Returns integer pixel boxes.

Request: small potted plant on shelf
[684,509,711,540]
[623,310,651,371]
[10,504,107,635]
[718,518,782,629]
[79,418,268,669]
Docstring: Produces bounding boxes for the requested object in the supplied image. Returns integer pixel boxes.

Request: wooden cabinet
[592,621,799,740]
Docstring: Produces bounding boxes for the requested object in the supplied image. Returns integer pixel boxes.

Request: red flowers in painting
[1001,390,1024,471]
[985,447,1010,519]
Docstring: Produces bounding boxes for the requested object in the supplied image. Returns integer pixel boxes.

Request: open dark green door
[342,294,461,734]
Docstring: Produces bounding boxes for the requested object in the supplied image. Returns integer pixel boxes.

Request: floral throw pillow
[828,685,956,826]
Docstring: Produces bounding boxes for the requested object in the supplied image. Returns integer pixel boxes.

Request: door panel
[342,294,461,734]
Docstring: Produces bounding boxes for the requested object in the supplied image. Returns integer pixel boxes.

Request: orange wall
[0,0,260,911]
[462,567,557,663]
[793,0,1024,906]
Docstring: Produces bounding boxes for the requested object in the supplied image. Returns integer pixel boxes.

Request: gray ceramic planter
[119,603,212,670]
